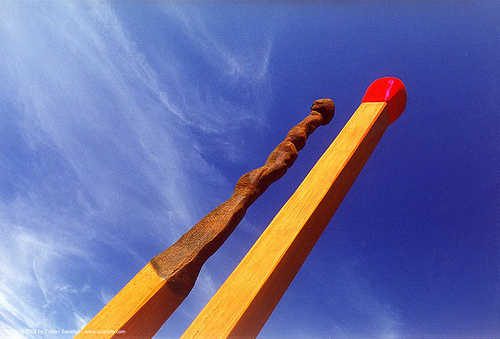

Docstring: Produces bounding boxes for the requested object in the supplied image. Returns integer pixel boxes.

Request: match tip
[311,98,335,125]
[362,77,407,124]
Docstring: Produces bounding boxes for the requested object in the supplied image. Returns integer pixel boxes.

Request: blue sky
[0,1,498,338]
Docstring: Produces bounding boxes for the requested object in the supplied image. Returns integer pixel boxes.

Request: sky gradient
[0,1,499,338]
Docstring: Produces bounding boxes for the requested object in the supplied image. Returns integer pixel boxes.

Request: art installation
[77,77,406,338]
[151,98,335,292]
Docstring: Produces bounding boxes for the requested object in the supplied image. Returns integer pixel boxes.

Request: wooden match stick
[75,99,335,338]
[181,77,407,338]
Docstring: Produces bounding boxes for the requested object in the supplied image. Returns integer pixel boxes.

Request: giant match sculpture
[77,77,407,338]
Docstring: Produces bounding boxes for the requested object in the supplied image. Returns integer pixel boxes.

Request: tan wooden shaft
[75,99,334,339]
[74,263,183,338]
[181,102,390,338]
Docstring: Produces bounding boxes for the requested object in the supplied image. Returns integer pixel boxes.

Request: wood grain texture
[150,99,335,294]
[74,263,184,338]
[181,102,390,339]
[75,99,334,339]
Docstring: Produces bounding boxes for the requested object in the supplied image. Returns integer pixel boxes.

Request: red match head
[362,77,407,124]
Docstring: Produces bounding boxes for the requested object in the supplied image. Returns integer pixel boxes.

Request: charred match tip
[362,77,407,124]
[311,98,335,125]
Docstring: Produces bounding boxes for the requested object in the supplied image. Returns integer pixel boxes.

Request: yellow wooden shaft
[75,263,184,338]
[75,99,335,339]
[181,102,390,338]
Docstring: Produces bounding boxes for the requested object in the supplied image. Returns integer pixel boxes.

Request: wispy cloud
[0,221,89,332]
[308,259,402,339]
[0,0,274,337]
[156,5,274,162]
[168,8,272,82]
[0,1,409,338]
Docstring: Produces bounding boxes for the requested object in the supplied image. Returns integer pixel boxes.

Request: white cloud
[0,322,26,339]
[171,9,272,83]
[0,219,90,336]
[155,5,274,162]
[0,0,274,336]
[316,260,402,339]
